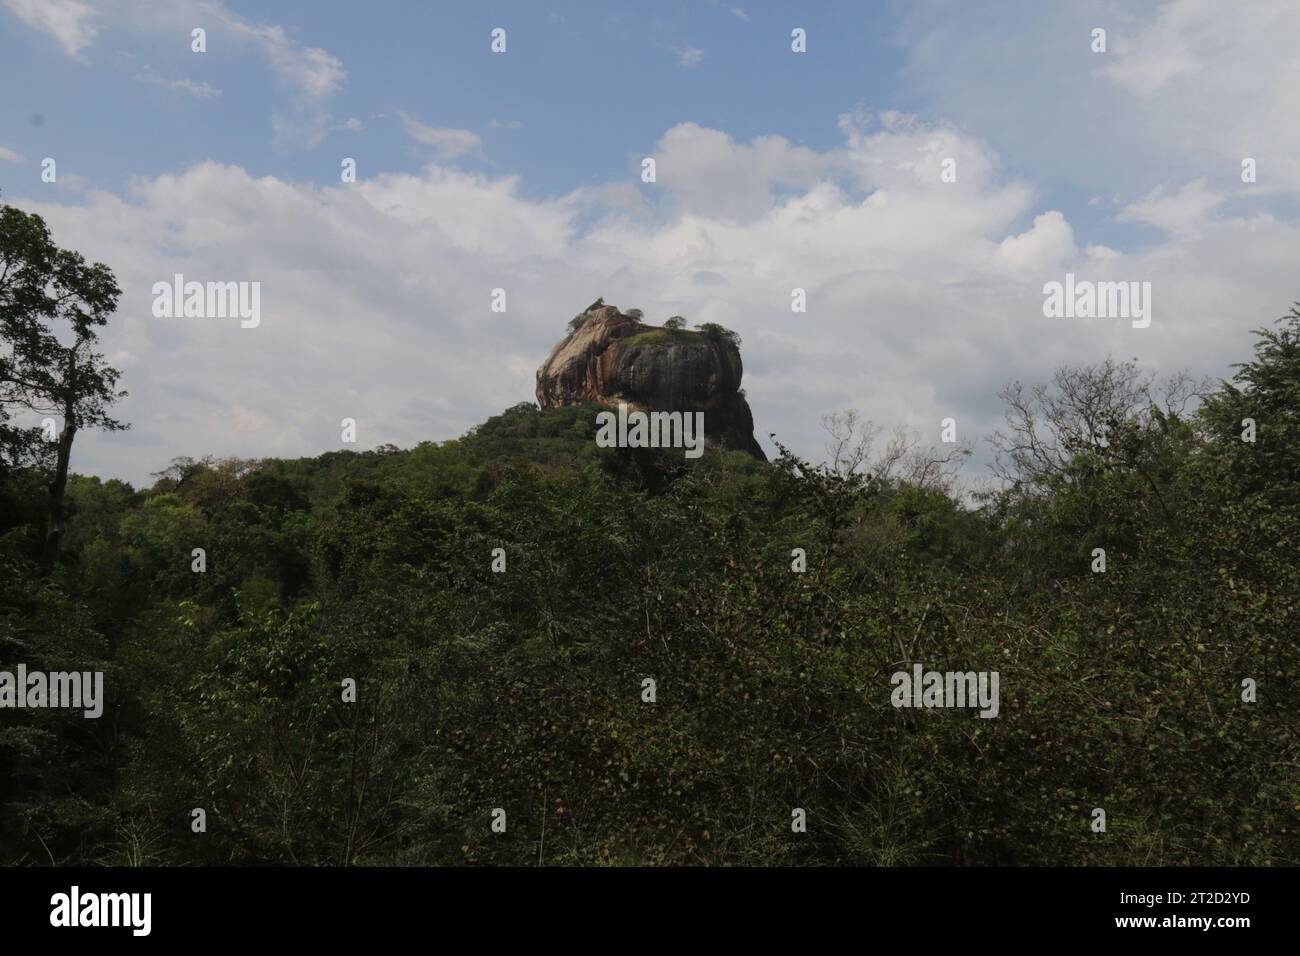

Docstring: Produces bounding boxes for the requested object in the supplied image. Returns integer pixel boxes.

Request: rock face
[536,305,765,459]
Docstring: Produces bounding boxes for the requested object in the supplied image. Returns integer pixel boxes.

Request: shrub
[695,322,741,349]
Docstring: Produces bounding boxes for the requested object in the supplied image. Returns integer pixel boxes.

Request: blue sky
[3,1,1151,239]
[3,0,1298,487]
[3,4,907,189]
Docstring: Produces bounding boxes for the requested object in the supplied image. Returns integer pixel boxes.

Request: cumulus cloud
[997,211,1077,272]
[9,113,1298,488]
[652,122,842,221]
[1118,178,1224,237]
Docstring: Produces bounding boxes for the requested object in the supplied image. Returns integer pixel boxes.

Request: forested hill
[1,312,1298,865]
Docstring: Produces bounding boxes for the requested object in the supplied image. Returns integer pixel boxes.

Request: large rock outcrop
[536,305,765,459]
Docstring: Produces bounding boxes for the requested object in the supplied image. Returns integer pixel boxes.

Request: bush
[3,304,1298,866]
[694,322,741,348]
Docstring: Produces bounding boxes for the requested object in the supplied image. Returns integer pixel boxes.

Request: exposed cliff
[535,305,765,459]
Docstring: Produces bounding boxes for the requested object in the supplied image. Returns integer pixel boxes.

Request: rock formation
[536,305,765,459]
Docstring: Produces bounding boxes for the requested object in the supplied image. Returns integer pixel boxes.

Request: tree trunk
[41,357,77,569]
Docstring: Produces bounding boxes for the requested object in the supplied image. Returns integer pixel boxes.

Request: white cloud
[0,0,98,57]
[1118,178,1224,237]
[675,45,704,69]
[200,0,346,147]
[899,0,1300,196]
[652,122,841,221]
[1085,243,1121,261]
[2,0,346,147]
[3,0,345,102]
[731,8,749,22]
[997,211,1077,272]
[1096,7,1201,96]
[134,69,221,99]
[12,115,1299,489]
[396,111,482,159]
[1097,1,1300,194]
[209,2,345,100]
[0,146,24,163]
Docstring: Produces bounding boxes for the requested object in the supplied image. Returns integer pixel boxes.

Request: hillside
[2,307,1298,865]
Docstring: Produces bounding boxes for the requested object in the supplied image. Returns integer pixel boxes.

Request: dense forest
[1,205,1297,866]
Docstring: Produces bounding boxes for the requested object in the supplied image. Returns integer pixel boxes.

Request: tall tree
[1198,304,1300,503]
[0,203,126,566]
[0,204,55,477]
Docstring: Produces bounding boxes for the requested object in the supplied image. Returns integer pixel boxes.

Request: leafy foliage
[2,295,1298,866]
[695,322,741,349]
[0,203,127,565]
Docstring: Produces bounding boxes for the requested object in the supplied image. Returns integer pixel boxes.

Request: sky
[2,0,1298,488]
